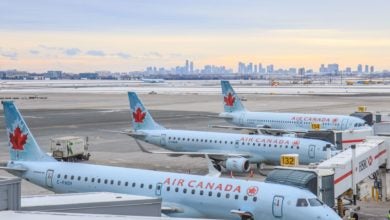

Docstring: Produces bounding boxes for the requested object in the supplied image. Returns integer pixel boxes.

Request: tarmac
[1,80,390,219]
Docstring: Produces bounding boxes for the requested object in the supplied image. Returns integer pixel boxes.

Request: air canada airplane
[126,92,338,172]
[218,80,367,133]
[0,101,341,220]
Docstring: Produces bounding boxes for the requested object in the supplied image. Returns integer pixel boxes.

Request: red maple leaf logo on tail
[9,127,28,151]
[224,92,235,107]
[133,107,146,123]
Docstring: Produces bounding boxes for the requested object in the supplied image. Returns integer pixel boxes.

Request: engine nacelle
[224,157,250,173]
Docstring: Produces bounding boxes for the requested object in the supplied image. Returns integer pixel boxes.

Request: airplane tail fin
[221,80,246,113]
[128,92,165,130]
[2,101,55,161]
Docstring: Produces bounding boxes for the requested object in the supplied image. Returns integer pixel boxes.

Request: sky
[0,0,390,72]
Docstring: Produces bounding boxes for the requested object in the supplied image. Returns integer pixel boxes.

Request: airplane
[217,80,367,133]
[1,100,341,220]
[142,78,165,83]
[125,92,338,173]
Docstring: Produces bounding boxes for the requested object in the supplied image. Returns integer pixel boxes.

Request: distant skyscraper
[327,64,339,74]
[190,61,194,73]
[370,66,374,73]
[238,62,246,74]
[266,65,274,73]
[254,65,257,74]
[185,60,189,74]
[345,67,352,73]
[247,63,253,74]
[364,65,369,73]
[357,64,363,73]
[319,64,327,73]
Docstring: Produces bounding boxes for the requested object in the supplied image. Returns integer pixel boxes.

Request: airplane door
[46,169,54,188]
[272,195,284,217]
[155,182,162,196]
[341,119,348,130]
[160,134,166,147]
[308,144,315,159]
[234,140,239,149]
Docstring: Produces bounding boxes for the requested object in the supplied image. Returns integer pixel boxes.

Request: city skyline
[1,0,390,72]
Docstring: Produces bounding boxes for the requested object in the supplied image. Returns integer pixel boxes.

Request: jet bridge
[267,136,389,216]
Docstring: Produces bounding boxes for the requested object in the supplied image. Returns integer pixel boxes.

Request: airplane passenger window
[226,193,230,199]
[258,143,261,147]
[244,196,248,201]
[217,192,221,197]
[178,138,181,141]
[242,142,245,145]
[196,139,199,142]
[192,139,194,141]
[208,191,212,196]
[215,140,217,143]
[157,185,161,190]
[85,177,88,182]
[253,143,256,146]
[253,197,257,202]
[173,137,176,140]
[247,143,250,146]
[140,183,144,188]
[91,178,95,183]
[308,198,323,206]
[200,190,204,195]
[166,186,170,191]
[125,181,128,186]
[235,195,239,200]
[296,198,308,207]
[77,176,81,181]
[110,180,114,185]
[200,139,203,142]
[291,146,293,149]
[297,146,300,149]
[97,178,101,183]
[230,141,233,144]
[104,179,108,184]
[191,189,195,194]
[219,141,222,144]
[57,174,61,178]
[183,188,187,193]
[169,137,171,140]
[71,175,74,180]
[187,138,190,141]
[118,181,121,186]
[225,141,227,144]
[204,140,207,143]
[175,187,179,192]
[149,184,152,189]
[269,144,271,147]
[274,145,277,148]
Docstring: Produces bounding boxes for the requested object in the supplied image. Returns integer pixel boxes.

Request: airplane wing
[210,124,306,135]
[102,129,147,138]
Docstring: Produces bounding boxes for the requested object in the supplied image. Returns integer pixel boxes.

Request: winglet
[205,154,221,177]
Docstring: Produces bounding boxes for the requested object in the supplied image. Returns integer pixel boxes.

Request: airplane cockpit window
[296,198,308,207]
[308,198,323,206]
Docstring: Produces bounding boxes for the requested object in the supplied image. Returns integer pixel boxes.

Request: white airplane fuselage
[138,129,334,164]
[9,160,340,219]
[221,111,367,132]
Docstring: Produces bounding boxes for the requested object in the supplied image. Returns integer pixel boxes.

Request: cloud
[0,48,18,60]
[144,52,162,58]
[86,50,105,56]
[64,48,81,56]
[115,52,131,59]
[39,44,64,51]
[29,49,40,55]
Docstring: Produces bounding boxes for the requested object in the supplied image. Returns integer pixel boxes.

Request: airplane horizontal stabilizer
[0,166,27,172]
[210,124,304,134]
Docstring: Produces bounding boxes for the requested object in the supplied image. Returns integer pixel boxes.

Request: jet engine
[224,157,250,173]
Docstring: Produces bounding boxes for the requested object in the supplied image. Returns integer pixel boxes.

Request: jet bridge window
[308,198,323,206]
[296,198,308,207]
